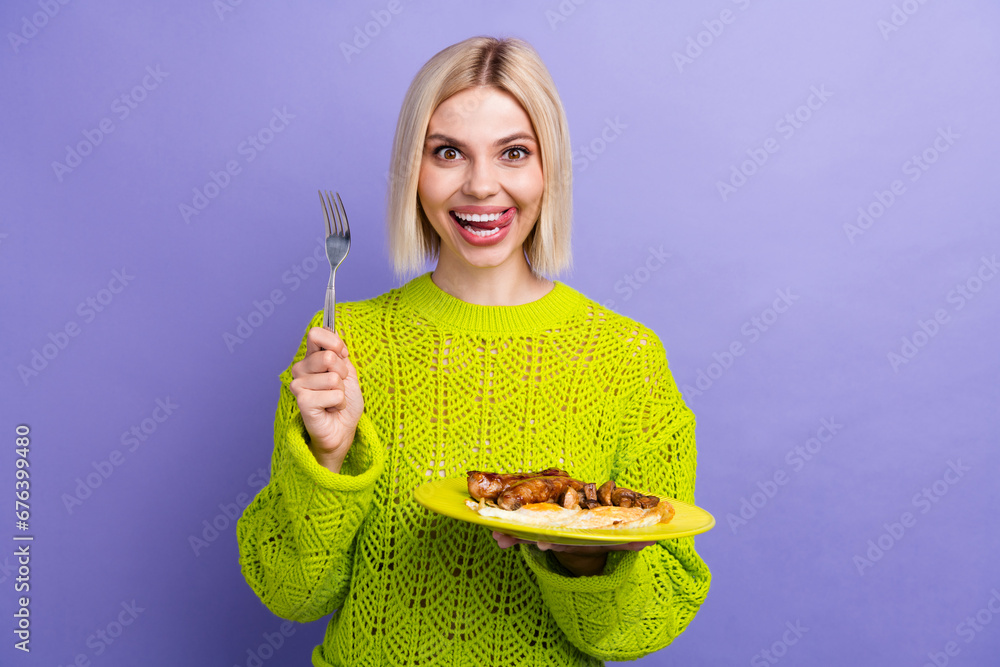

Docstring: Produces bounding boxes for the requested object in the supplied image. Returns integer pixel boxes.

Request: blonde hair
[386,36,573,280]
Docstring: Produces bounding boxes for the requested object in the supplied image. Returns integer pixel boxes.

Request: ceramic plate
[414,477,716,546]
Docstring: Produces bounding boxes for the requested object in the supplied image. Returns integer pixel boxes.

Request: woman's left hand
[492,531,655,577]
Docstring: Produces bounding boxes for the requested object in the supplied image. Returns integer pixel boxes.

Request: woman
[237,36,710,666]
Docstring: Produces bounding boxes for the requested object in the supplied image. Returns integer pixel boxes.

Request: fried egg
[466,500,673,530]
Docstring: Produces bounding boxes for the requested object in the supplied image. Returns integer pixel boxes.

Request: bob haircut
[386,36,573,280]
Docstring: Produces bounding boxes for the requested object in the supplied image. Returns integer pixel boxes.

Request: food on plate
[464,469,675,530]
[467,468,568,504]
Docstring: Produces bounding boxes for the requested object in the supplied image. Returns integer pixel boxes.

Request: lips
[449,207,516,246]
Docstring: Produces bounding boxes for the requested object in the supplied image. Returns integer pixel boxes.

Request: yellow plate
[413,477,716,546]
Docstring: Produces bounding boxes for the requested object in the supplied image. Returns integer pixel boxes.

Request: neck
[431,255,553,306]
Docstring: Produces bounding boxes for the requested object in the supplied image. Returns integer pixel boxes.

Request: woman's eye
[435,147,460,160]
[504,147,528,161]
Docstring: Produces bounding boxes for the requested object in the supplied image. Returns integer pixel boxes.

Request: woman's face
[417,86,544,274]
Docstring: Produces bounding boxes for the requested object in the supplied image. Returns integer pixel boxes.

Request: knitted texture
[237,273,711,666]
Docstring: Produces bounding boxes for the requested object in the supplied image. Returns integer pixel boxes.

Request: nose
[461,159,500,199]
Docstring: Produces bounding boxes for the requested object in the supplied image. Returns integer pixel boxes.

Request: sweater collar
[399,272,585,334]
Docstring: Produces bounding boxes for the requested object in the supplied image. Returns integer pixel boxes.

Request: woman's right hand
[289,327,364,473]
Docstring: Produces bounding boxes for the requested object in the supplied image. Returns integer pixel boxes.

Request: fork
[319,190,351,334]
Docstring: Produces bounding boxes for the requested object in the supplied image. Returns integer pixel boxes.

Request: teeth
[463,224,500,237]
[454,211,503,223]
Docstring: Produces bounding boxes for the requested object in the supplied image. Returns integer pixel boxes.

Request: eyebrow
[424,132,537,149]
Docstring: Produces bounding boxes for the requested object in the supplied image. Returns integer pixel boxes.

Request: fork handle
[324,285,336,333]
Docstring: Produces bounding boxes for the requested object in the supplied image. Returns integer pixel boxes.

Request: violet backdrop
[2,1,999,665]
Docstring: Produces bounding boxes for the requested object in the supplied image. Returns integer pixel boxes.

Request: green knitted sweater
[237,272,711,666]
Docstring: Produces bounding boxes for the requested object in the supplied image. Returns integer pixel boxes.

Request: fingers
[490,532,657,553]
[290,362,350,406]
[294,335,353,381]
[611,541,656,552]
[292,385,347,412]
[492,532,526,549]
[289,329,360,423]
[532,540,657,554]
[305,327,350,358]
[537,541,586,553]
[292,367,344,391]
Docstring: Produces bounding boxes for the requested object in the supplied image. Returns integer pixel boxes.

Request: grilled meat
[469,469,660,513]
[497,476,574,511]
[467,468,568,502]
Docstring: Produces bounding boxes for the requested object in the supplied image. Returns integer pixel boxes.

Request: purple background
[3,1,999,665]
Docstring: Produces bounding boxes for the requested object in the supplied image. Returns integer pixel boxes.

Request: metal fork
[319,190,351,333]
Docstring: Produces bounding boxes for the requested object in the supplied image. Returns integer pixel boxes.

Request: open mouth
[450,208,515,237]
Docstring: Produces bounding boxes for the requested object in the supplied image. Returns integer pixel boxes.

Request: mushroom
[597,480,616,506]
[637,495,659,509]
[611,487,639,507]
[560,486,581,509]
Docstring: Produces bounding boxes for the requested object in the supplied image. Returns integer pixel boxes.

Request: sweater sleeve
[520,329,711,661]
[237,315,386,622]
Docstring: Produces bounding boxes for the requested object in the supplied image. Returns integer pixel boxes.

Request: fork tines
[319,190,349,237]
